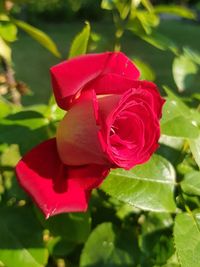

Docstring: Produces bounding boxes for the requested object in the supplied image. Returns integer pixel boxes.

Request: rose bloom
[16,52,165,218]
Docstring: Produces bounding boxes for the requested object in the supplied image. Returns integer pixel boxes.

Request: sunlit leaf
[183,47,200,65]
[0,110,50,154]
[0,21,17,42]
[115,0,132,20]
[68,22,90,59]
[136,11,159,34]
[101,0,114,10]
[36,209,91,244]
[1,144,20,167]
[173,55,198,92]
[0,98,12,118]
[141,0,153,12]
[133,58,155,81]
[101,155,176,212]
[141,32,178,54]
[154,5,196,20]
[14,19,61,58]
[161,115,199,139]
[141,229,174,266]
[80,222,140,267]
[189,136,200,169]
[0,36,11,62]
[174,213,200,267]
[0,206,49,267]
[161,87,200,138]
[181,171,200,196]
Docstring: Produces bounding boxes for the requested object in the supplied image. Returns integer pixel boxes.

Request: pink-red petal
[88,74,164,119]
[16,138,109,218]
[50,52,140,110]
[56,90,109,166]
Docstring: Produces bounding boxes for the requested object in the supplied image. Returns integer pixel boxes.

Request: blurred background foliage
[0,0,200,267]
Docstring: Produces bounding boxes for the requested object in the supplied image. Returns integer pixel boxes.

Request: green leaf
[116,0,131,20]
[0,14,10,21]
[80,222,140,267]
[101,154,176,212]
[132,0,141,8]
[183,47,200,65]
[47,237,76,257]
[141,0,154,12]
[192,93,200,101]
[45,95,65,122]
[161,87,200,139]
[14,19,61,58]
[0,98,12,118]
[136,11,159,34]
[160,254,180,267]
[23,104,49,115]
[174,213,200,267]
[159,135,184,150]
[1,110,49,130]
[68,0,83,11]
[0,21,17,42]
[140,32,178,54]
[102,0,132,19]
[68,22,90,59]
[172,55,198,92]
[154,5,196,20]
[0,144,27,200]
[1,144,20,167]
[128,7,159,35]
[141,229,175,266]
[163,87,190,115]
[0,36,11,62]
[141,212,173,235]
[181,171,200,196]
[0,110,50,154]
[133,58,155,81]
[36,209,91,244]
[101,0,114,10]
[127,16,147,36]
[189,136,200,169]
[161,116,199,139]
[0,206,49,267]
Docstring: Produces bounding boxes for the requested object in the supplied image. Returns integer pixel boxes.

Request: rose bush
[16,52,164,218]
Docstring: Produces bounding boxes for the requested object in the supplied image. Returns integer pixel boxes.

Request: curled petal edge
[50,52,140,110]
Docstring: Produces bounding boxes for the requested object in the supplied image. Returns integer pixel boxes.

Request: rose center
[109,109,144,157]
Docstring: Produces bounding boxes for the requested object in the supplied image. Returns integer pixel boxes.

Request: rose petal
[135,80,165,119]
[87,73,134,95]
[57,90,109,166]
[89,74,164,119]
[98,88,161,170]
[69,164,109,191]
[50,52,140,110]
[16,138,109,218]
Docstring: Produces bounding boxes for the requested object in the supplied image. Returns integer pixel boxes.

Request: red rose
[16,52,165,218]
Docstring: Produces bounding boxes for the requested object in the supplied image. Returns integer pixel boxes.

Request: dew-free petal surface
[16,138,109,218]
[50,52,140,110]
[56,90,109,166]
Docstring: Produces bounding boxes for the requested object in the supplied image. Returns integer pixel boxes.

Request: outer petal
[50,52,140,110]
[16,138,109,218]
[92,74,165,118]
[56,90,109,166]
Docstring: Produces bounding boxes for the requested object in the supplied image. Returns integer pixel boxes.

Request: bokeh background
[1,1,200,267]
